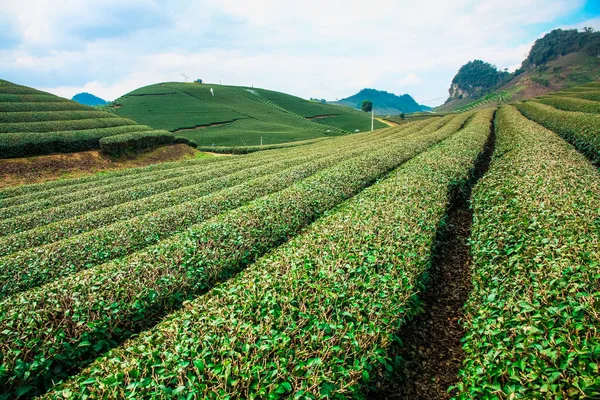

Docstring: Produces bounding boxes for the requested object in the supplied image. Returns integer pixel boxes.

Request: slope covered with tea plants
[0,80,174,158]
[111,82,386,146]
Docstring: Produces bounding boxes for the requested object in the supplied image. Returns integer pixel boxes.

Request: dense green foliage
[361,99,373,112]
[514,101,600,164]
[43,109,492,399]
[449,60,512,100]
[535,95,600,114]
[112,82,384,146]
[455,105,600,398]
[334,88,429,115]
[519,28,600,72]
[0,80,180,158]
[0,115,468,397]
[99,130,175,156]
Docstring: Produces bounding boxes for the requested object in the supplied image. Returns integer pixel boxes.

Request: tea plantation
[0,82,598,399]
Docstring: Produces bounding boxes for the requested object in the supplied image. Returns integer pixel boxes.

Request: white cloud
[395,74,422,88]
[0,0,592,105]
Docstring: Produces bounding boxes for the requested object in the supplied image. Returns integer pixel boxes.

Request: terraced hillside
[0,80,174,159]
[0,89,598,399]
[112,82,385,146]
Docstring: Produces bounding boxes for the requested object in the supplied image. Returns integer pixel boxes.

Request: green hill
[111,82,385,146]
[332,88,430,115]
[0,80,173,159]
[439,28,600,112]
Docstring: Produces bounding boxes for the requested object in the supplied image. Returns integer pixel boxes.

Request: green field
[0,80,173,158]
[112,82,385,146]
[0,83,599,399]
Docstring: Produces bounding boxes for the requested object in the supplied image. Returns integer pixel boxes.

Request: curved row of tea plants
[454,106,600,399]
[514,101,600,164]
[0,129,411,291]
[0,121,408,212]
[0,112,469,397]
[196,137,330,154]
[535,96,600,114]
[44,108,494,399]
[0,101,90,112]
[0,121,404,203]
[0,110,115,124]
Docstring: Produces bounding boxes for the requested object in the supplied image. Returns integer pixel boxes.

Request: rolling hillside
[332,88,431,115]
[111,82,385,146]
[439,28,600,112]
[0,80,174,159]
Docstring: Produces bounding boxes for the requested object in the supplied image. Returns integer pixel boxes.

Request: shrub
[99,130,175,156]
[172,136,198,148]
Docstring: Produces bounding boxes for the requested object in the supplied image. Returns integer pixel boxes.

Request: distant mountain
[72,92,107,106]
[331,89,431,115]
[438,27,600,112]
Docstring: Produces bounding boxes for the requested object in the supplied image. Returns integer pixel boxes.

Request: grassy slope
[438,52,600,113]
[112,82,385,146]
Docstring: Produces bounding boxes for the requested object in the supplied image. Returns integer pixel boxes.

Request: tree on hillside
[450,60,511,100]
[361,100,373,112]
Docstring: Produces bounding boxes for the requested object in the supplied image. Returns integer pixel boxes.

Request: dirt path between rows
[369,113,496,400]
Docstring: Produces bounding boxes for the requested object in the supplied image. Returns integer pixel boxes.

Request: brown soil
[0,144,202,188]
[368,115,495,400]
[378,118,398,127]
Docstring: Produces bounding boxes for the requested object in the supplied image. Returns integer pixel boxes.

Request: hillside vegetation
[112,82,385,146]
[0,80,174,158]
[439,28,600,112]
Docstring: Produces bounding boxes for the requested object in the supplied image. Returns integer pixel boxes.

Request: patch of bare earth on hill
[0,144,201,188]
[368,116,495,400]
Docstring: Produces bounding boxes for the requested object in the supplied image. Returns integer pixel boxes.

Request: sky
[0,0,599,106]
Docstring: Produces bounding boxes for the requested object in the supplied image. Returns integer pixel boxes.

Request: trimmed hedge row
[99,130,175,156]
[196,137,331,154]
[0,124,426,294]
[44,109,494,399]
[0,124,154,159]
[0,85,49,95]
[0,156,271,234]
[535,96,600,114]
[454,105,600,399]
[172,137,198,148]
[0,112,468,397]
[553,91,600,102]
[0,102,91,112]
[0,94,69,103]
[514,101,600,164]
[0,110,113,123]
[0,116,136,133]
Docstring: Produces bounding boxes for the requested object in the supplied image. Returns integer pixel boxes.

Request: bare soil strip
[369,113,495,400]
